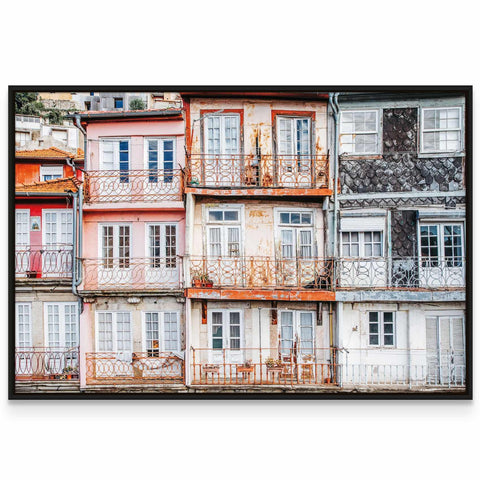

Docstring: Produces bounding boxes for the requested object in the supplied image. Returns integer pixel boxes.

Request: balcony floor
[185,288,335,301]
[184,187,333,197]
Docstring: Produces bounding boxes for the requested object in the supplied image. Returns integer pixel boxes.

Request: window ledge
[339,154,382,160]
[417,152,465,159]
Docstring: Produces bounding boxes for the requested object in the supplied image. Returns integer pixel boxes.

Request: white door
[279,226,314,287]
[100,139,131,200]
[207,223,241,286]
[204,115,240,186]
[276,116,312,187]
[15,303,32,375]
[42,210,73,277]
[209,310,243,365]
[99,225,131,287]
[279,311,315,360]
[426,315,465,385]
[420,224,465,288]
[145,138,176,198]
[15,210,30,276]
[44,303,79,374]
[146,224,179,287]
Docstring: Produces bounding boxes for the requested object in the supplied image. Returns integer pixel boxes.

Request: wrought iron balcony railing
[85,352,184,385]
[80,256,183,291]
[185,154,329,189]
[191,347,339,386]
[15,245,73,279]
[84,169,183,203]
[335,256,466,290]
[15,347,79,381]
[189,256,333,290]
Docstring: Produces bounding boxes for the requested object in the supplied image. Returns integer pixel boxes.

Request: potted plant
[62,365,79,380]
[236,359,254,374]
[192,273,213,288]
[265,357,283,373]
[190,176,200,187]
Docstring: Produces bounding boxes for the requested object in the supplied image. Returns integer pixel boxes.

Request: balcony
[191,347,339,387]
[85,352,184,385]
[185,154,331,196]
[80,256,183,292]
[15,245,73,280]
[336,257,466,290]
[15,347,79,381]
[187,256,335,301]
[84,169,183,204]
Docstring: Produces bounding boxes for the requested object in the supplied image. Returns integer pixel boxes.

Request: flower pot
[203,365,220,374]
[237,366,254,374]
[203,282,213,288]
[193,279,202,288]
[66,374,72,380]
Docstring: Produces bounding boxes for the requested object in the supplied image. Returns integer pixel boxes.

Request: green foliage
[46,109,64,125]
[15,92,44,115]
[129,98,146,110]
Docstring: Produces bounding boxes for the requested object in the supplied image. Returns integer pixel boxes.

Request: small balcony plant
[265,357,283,372]
[61,365,79,380]
[192,273,213,288]
[236,359,254,374]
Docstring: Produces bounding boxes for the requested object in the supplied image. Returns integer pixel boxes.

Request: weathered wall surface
[391,210,417,258]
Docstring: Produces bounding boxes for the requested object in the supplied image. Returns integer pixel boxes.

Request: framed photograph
[9,86,472,399]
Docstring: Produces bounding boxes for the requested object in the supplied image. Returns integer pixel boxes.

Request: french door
[146,224,178,287]
[99,224,131,286]
[276,116,312,187]
[279,226,314,287]
[204,115,241,186]
[100,139,131,199]
[426,315,465,385]
[209,310,243,364]
[15,303,32,375]
[42,210,73,277]
[96,312,132,362]
[15,210,30,276]
[207,224,241,286]
[279,311,315,359]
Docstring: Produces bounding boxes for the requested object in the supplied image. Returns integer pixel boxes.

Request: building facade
[13,90,468,395]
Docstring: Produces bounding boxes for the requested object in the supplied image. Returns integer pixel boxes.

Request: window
[148,224,177,268]
[43,210,73,246]
[277,210,314,259]
[114,97,124,109]
[15,210,30,246]
[144,312,180,355]
[340,110,379,154]
[96,312,132,356]
[40,165,63,181]
[146,138,175,182]
[280,311,314,355]
[16,131,30,146]
[421,107,462,153]
[207,207,241,257]
[101,224,130,268]
[210,310,241,350]
[44,303,78,348]
[101,139,129,182]
[16,303,32,348]
[205,115,240,154]
[342,231,383,257]
[420,223,464,267]
[368,312,395,346]
[277,116,311,156]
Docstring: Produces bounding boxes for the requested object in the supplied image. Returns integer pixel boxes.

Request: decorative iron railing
[15,347,79,381]
[80,256,183,291]
[335,256,466,289]
[338,348,466,387]
[84,169,183,203]
[85,352,184,384]
[185,154,329,189]
[191,347,339,386]
[15,245,73,279]
[188,256,333,290]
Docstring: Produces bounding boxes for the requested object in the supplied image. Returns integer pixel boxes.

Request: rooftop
[15,176,81,194]
[15,146,84,160]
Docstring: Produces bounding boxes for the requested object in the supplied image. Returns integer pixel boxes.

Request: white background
[1,1,478,479]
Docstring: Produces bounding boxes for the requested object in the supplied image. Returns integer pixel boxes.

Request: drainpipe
[328,92,340,258]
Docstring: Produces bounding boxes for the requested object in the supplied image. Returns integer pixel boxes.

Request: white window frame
[418,222,464,265]
[145,222,178,268]
[98,223,132,268]
[40,165,63,181]
[143,137,177,170]
[142,311,180,354]
[368,311,396,347]
[95,311,132,353]
[51,128,68,143]
[15,209,30,247]
[43,302,79,348]
[340,109,380,155]
[207,309,244,350]
[420,107,463,154]
[276,115,312,156]
[205,205,243,257]
[42,209,73,247]
[203,114,241,155]
[15,302,32,348]
[279,310,316,355]
[275,208,316,258]
[341,231,384,258]
[16,130,31,146]
[100,137,130,171]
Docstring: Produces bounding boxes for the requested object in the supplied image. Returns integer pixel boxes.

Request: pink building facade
[77,110,186,390]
